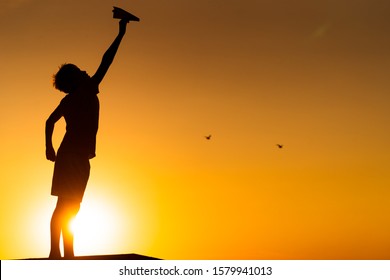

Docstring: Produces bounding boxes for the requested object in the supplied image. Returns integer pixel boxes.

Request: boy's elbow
[46,117,55,128]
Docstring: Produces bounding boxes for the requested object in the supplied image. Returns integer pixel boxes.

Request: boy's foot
[63,255,75,260]
[48,252,62,260]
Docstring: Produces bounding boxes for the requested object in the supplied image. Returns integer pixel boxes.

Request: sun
[70,195,123,256]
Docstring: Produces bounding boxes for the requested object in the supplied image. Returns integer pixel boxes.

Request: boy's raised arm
[92,19,128,85]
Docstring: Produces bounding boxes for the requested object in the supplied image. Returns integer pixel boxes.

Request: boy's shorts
[51,152,90,202]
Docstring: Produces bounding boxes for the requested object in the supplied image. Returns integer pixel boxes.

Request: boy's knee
[56,197,80,214]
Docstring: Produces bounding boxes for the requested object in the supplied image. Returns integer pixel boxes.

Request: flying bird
[276,144,283,149]
[205,135,212,140]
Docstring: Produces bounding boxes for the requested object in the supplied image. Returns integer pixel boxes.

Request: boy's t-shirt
[57,79,99,159]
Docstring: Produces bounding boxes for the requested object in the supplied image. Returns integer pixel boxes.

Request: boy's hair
[52,63,81,94]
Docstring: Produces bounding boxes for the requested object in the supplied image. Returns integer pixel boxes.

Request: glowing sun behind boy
[69,196,120,255]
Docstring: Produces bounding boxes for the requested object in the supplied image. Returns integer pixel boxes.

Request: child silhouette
[46,19,128,259]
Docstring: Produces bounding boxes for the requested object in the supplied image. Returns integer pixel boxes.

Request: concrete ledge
[21,253,160,260]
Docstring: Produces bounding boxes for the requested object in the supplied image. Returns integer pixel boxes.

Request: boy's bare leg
[49,199,63,259]
[49,198,80,259]
[63,200,80,259]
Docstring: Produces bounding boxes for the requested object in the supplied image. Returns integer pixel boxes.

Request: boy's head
[52,63,90,94]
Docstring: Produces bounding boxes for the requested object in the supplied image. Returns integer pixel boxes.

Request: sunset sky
[1,0,390,260]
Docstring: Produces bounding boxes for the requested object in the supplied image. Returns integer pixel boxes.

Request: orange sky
[1,0,390,260]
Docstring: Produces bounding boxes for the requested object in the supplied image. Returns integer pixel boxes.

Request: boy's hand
[119,19,128,35]
[46,146,56,162]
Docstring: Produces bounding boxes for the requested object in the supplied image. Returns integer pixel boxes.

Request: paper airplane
[113,6,140,22]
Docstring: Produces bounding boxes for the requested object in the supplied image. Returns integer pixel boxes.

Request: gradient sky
[1,0,390,260]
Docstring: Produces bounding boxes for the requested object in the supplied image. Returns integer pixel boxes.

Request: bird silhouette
[276,144,283,149]
[205,135,212,140]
